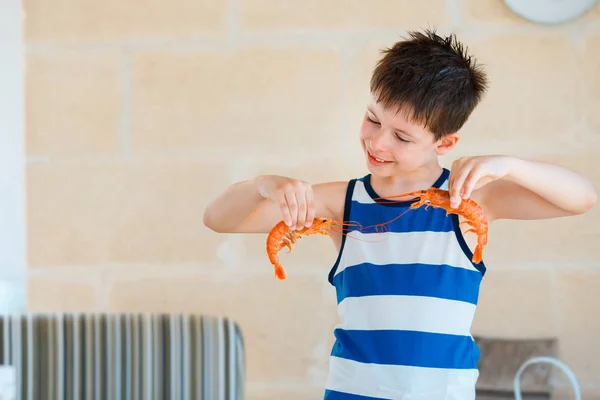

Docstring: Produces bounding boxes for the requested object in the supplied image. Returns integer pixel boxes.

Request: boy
[203,29,597,399]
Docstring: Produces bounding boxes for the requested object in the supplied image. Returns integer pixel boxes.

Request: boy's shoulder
[314,174,369,197]
[312,178,361,221]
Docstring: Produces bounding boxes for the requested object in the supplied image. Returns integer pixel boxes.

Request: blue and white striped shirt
[324,168,486,400]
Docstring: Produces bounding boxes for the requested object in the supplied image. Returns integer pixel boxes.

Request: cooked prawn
[374,188,488,264]
[266,217,345,280]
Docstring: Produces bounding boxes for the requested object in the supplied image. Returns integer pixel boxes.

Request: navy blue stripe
[346,201,454,234]
[331,329,479,369]
[333,262,482,305]
[329,179,357,285]
[324,390,387,400]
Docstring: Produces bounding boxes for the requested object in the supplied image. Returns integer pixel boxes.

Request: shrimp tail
[267,246,287,280]
[274,264,286,280]
[472,245,483,264]
[473,229,488,264]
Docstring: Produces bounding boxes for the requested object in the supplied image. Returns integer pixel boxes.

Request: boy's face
[359,95,458,178]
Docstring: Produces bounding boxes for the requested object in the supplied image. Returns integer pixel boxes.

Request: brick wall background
[24,0,600,398]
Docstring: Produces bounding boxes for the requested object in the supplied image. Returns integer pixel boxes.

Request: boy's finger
[305,188,315,227]
[295,191,307,229]
[448,158,466,194]
[285,190,298,229]
[450,169,470,207]
[461,171,479,200]
[279,196,293,227]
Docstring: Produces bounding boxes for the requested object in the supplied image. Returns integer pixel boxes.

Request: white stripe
[86,315,93,400]
[351,180,376,204]
[217,317,225,400]
[336,230,476,276]
[125,315,131,400]
[182,316,191,400]
[26,314,32,400]
[57,314,64,400]
[115,315,122,400]
[236,337,245,400]
[144,313,152,400]
[95,314,101,400]
[338,295,476,336]
[48,315,54,397]
[352,177,450,205]
[195,317,203,399]
[227,319,236,400]
[111,315,119,400]
[11,315,20,400]
[153,315,161,397]
[170,314,177,399]
[73,314,79,398]
[325,356,477,400]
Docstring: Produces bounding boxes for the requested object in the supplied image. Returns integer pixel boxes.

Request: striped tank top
[324,168,486,400]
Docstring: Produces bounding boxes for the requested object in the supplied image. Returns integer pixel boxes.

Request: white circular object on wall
[503,0,598,24]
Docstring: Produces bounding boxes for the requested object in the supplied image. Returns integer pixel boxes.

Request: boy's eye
[366,116,380,125]
[367,115,409,142]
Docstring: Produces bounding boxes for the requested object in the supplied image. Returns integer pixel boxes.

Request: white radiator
[0,313,245,400]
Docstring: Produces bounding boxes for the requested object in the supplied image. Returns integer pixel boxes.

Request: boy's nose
[369,134,390,152]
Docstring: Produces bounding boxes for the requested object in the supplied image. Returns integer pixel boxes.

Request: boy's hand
[253,175,315,230]
[448,155,514,208]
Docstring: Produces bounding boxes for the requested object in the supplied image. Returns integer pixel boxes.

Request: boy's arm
[202,175,346,233]
[449,156,597,222]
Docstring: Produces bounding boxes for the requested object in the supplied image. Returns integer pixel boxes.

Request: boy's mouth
[366,149,392,166]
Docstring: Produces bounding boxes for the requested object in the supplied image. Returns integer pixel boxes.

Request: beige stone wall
[24,0,600,398]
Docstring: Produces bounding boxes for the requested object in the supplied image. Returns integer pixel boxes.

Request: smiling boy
[203,29,597,399]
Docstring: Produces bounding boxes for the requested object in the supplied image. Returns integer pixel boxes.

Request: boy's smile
[365,145,394,166]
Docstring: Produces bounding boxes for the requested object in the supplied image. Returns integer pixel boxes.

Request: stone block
[462,0,532,24]
[555,269,600,383]
[581,34,600,136]
[27,161,231,267]
[247,385,326,400]
[457,33,578,148]
[24,0,227,43]
[472,269,556,338]
[26,51,122,157]
[27,277,99,312]
[238,0,448,31]
[131,48,341,154]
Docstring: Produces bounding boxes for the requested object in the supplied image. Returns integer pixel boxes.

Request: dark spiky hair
[370,28,488,140]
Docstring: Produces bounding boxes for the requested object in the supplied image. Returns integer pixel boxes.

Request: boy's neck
[369,163,444,197]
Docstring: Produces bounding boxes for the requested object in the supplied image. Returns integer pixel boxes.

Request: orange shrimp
[375,188,488,264]
[266,217,344,280]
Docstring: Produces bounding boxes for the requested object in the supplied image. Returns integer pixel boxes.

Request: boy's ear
[435,133,459,155]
